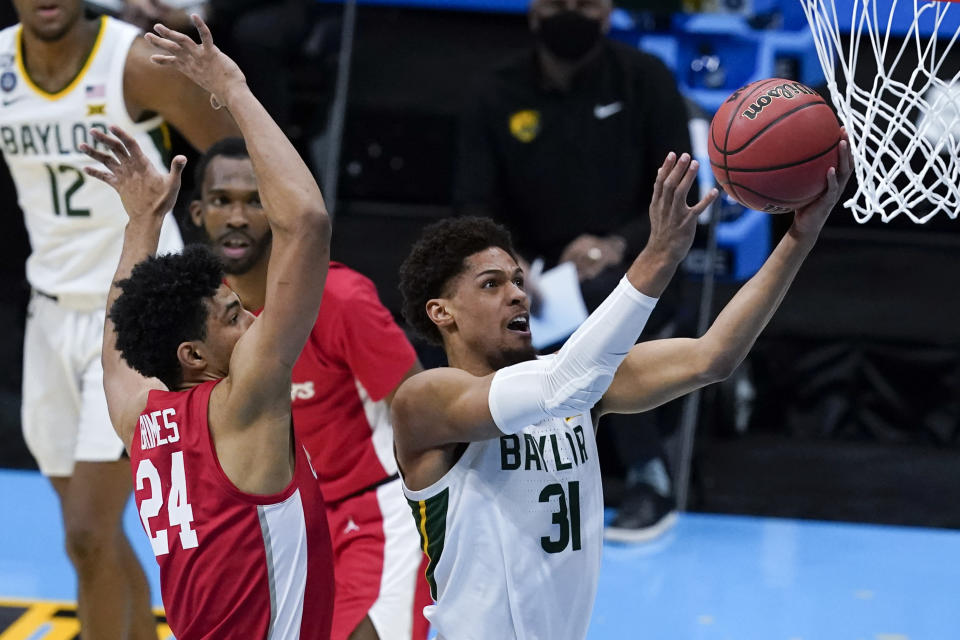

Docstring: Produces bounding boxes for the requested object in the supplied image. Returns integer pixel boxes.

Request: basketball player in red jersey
[81,16,334,638]
[7,2,236,637]
[188,137,430,640]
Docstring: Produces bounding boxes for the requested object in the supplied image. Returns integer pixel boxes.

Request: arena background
[0,0,958,637]
[2,0,957,525]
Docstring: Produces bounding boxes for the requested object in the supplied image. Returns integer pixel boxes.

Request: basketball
[708,78,842,213]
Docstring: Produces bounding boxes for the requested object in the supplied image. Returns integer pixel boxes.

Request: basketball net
[801,0,960,223]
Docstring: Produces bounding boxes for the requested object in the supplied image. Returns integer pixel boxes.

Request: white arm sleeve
[488,276,658,434]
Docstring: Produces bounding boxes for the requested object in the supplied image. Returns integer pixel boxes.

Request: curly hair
[109,245,224,389]
[399,216,516,345]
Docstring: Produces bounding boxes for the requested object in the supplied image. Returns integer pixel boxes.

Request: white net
[801,0,960,223]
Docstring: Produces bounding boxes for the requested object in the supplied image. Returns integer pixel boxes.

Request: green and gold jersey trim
[147,122,172,165]
[16,15,107,101]
[407,488,449,600]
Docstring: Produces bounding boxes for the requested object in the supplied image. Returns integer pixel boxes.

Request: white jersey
[0,16,181,302]
[402,411,604,640]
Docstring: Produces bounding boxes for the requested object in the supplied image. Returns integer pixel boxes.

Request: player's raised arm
[391,368,504,452]
[146,16,331,416]
[597,135,853,417]
[393,154,717,457]
[81,128,187,437]
[124,34,240,150]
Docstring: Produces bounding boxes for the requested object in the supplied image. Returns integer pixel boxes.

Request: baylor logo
[509,109,541,143]
[499,426,589,472]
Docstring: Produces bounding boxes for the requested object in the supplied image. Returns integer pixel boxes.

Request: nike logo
[2,95,25,107]
[594,101,623,120]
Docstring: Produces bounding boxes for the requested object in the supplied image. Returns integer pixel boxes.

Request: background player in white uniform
[393,142,853,639]
[2,1,236,637]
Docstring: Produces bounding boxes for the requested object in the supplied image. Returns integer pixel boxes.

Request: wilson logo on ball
[741,82,818,121]
[708,77,841,213]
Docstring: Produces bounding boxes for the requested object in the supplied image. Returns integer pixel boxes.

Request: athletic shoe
[604,484,678,543]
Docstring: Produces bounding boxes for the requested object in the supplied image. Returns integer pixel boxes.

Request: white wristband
[488,277,658,434]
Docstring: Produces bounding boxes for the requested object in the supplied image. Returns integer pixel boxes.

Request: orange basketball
[708,78,842,213]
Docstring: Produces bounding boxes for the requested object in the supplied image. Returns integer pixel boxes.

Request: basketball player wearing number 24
[2,2,236,638]
[393,137,852,639]
[83,16,335,639]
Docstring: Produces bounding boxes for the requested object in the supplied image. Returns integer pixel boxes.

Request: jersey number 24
[136,452,198,557]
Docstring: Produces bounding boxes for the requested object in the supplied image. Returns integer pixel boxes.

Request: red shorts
[326,477,431,640]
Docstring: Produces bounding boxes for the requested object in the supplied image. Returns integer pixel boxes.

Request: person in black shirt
[454,0,695,542]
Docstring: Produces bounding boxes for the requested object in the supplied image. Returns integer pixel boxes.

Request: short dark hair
[109,245,224,389]
[192,137,249,198]
[399,216,516,345]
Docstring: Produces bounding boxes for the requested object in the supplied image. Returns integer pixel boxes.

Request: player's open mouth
[221,236,251,259]
[506,313,530,335]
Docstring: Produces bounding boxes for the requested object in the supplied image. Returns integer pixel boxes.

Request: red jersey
[287,263,417,502]
[130,380,335,639]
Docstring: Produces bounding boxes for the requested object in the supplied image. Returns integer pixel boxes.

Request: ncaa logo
[1,71,16,93]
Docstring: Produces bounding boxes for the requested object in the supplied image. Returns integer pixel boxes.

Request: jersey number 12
[136,451,199,557]
[44,163,90,217]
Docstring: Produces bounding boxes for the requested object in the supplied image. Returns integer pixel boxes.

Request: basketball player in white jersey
[1,1,236,637]
[393,140,852,638]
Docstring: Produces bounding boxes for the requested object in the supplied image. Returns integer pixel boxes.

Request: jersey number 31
[136,452,198,557]
[540,481,581,554]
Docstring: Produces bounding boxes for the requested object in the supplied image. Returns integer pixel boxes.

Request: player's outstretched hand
[646,152,719,265]
[145,14,246,106]
[792,128,853,238]
[80,126,186,222]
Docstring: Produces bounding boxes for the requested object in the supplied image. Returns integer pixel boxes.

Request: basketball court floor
[2,468,958,639]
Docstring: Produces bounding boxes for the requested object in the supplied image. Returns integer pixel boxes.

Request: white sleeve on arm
[488,277,658,434]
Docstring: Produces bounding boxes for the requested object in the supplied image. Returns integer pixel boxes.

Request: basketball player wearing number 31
[393,138,852,638]
[82,15,335,639]
[1,1,236,637]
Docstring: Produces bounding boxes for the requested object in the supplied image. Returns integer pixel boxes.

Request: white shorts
[21,292,124,477]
